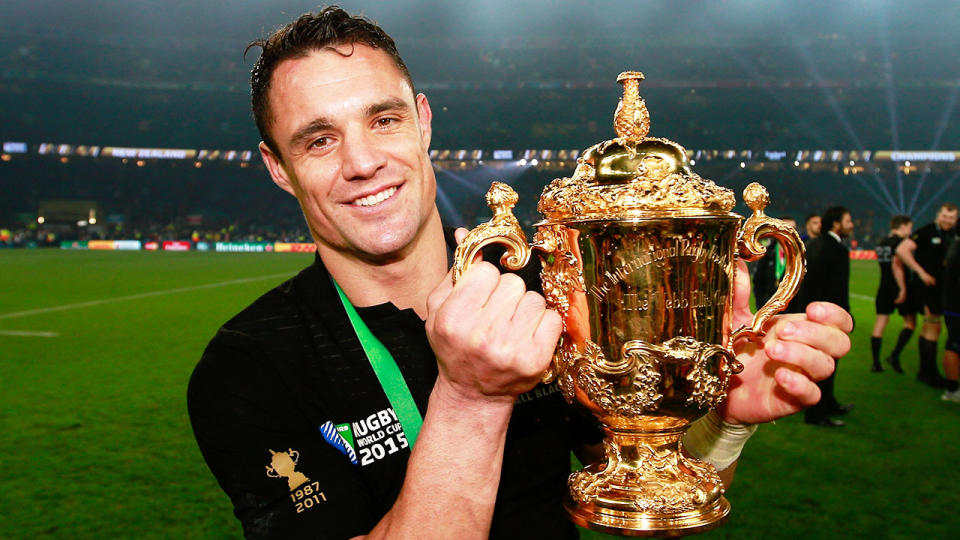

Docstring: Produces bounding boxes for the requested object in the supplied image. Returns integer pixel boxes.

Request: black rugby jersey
[943,238,960,314]
[911,223,956,278]
[876,234,905,293]
[188,235,595,539]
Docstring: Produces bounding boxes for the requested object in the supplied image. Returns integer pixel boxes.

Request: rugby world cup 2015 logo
[320,421,358,465]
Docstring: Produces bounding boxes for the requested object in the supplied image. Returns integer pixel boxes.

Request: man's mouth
[351,186,398,207]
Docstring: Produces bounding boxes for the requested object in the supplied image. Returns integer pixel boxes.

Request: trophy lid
[538,71,736,222]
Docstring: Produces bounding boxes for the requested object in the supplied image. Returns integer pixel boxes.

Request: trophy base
[565,492,729,537]
[564,430,729,537]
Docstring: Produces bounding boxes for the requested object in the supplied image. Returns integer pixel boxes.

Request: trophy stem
[565,425,729,537]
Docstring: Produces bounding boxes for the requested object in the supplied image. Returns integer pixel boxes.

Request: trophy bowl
[452,71,805,537]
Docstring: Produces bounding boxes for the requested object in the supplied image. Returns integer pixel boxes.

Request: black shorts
[875,283,918,316]
[919,283,944,315]
[945,315,960,353]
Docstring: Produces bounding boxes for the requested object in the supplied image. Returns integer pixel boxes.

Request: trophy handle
[452,182,533,284]
[731,183,807,342]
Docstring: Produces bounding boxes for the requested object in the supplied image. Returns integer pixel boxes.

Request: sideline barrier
[60,240,89,250]
[214,242,273,253]
[55,240,314,253]
[163,241,191,251]
[274,242,317,253]
[88,240,117,250]
[850,250,878,260]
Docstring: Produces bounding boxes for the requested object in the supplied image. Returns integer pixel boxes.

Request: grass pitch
[1,251,959,539]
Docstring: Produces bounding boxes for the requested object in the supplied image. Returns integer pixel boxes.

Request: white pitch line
[0,330,59,337]
[0,273,292,320]
[851,293,873,301]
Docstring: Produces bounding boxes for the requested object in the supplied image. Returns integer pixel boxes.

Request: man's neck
[320,212,448,320]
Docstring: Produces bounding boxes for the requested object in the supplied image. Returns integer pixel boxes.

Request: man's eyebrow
[288,117,335,148]
[364,97,411,118]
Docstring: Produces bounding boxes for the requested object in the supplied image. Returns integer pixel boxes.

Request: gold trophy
[452,71,805,536]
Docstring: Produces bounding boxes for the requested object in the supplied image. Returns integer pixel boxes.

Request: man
[801,213,821,242]
[896,202,959,388]
[801,207,854,427]
[753,217,796,308]
[188,8,852,538]
[870,215,915,373]
[941,236,960,401]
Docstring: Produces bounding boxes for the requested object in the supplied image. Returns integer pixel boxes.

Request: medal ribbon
[332,279,423,448]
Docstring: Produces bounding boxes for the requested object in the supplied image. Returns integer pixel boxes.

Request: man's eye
[310,137,329,148]
[376,117,396,127]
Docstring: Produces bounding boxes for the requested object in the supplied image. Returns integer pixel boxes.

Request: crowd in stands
[2,28,959,152]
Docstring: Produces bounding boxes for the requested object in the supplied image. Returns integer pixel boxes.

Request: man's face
[837,213,854,237]
[895,222,913,237]
[936,207,958,231]
[259,44,436,262]
[806,216,821,236]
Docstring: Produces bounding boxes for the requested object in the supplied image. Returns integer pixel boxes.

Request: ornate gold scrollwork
[568,437,720,514]
[451,182,532,284]
[732,183,807,342]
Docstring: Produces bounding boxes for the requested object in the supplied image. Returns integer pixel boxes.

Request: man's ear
[415,93,433,151]
[259,141,297,197]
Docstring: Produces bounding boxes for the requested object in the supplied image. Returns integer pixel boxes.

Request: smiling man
[187,7,852,539]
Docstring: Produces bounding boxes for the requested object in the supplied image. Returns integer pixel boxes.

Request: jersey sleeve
[188,331,377,539]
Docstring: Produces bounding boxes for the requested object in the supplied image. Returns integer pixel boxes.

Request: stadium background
[2,0,960,538]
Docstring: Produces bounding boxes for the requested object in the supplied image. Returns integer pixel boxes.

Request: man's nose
[340,128,387,181]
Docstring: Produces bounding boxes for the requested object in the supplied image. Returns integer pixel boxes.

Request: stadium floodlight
[37,216,45,224]
[690,159,696,166]
[530,158,539,166]
[904,160,911,167]
[518,158,527,166]
[89,218,97,225]
[739,162,746,168]
[850,160,856,166]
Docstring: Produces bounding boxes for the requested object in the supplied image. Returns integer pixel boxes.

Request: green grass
[1,253,958,539]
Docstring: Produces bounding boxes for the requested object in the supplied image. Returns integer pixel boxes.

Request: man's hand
[919,271,936,286]
[720,261,852,425]
[895,287,907,305]
[424,229,562,406]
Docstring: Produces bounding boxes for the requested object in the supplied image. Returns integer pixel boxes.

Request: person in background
[896,203,959,388]
[801,213,821,242]
[940,236,960,401]
[870,215,915,373]
[801,206,854,427]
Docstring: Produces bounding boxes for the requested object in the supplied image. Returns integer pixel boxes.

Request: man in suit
[802,207,854,427]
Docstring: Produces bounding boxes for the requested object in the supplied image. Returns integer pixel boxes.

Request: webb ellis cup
[452,71,805,536]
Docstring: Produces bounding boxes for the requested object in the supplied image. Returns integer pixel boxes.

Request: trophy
[452,71,805,536]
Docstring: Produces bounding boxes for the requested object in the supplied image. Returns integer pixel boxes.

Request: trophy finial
[743,182,770,214]
[614,71,649,143]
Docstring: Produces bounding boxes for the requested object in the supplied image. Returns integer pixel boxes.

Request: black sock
[871,337,883,366]
[890,328,913,359]
[948,380,960,392]
[918,338,940,376]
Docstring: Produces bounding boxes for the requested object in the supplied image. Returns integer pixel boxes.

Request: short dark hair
[822,206,850,231]
[890,215,912,229]
[805,213,820,223]
[940,202,959,213]
[246,6,414,154]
